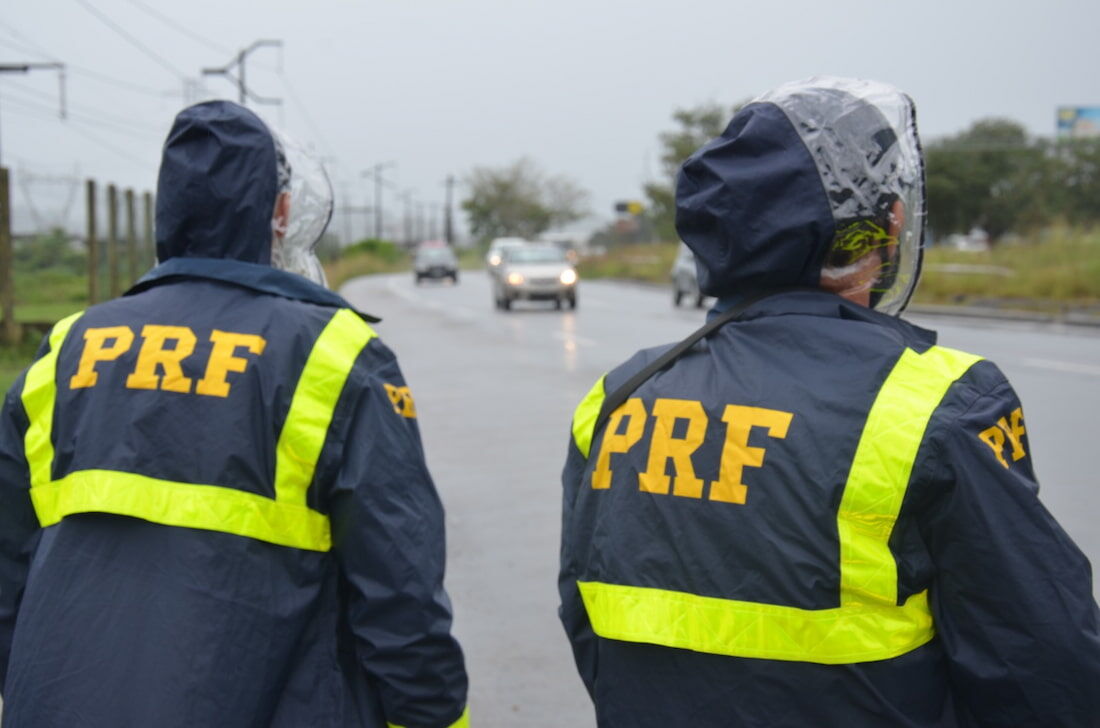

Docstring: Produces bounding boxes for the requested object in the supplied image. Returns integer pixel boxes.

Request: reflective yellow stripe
[275,309,376,506]
[571,374,606,458]
[23,309,376,552]
[22,313,83,487]
[388,705,469,728]
[31,469,331,551]
[579,581,933,664]
[839,346,982,605]
[580,345,981,663]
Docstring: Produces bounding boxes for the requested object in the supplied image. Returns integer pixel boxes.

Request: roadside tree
[461,158,588,242]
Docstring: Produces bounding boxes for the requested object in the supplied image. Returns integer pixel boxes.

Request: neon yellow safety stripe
[22,308,376,552]
[571,374,606,458]
[575,345,982,663]
[275,309,376,508]
[388,705,470,728]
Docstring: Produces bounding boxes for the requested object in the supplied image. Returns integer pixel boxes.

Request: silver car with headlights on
[492,243,578,311]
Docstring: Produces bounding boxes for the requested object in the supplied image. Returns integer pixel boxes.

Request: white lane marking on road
[1023,357,1100,378]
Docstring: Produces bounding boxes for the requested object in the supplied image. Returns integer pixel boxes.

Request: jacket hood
[156,100,279,265]
[675,77,925,315]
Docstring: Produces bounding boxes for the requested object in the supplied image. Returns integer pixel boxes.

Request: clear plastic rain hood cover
[756,76,925,314]
[270,128,334,287]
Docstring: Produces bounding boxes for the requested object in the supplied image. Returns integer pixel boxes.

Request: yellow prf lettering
[709,405,793,504]
[638,398,707,498]
[978,406,1026,468]
[978,425,1009,468]
[592,397,646,490]
[125,325,197,393]
[70,326,135,389]
[383,383,417,418]
[195,330,266,398]
[998,407,1027,462]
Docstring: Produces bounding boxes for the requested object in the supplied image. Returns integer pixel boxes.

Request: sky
[1,0,1098,241]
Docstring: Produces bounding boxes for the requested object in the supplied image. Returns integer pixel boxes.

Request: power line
[0,35,171,97]
[122,0,231,55]
[0,20,56,59]
[276,68,332,158]
[69,66,171,97]
[3,85,161,139]
[8,80,157,134]
[3,98,153,169]
[62,121,153,169]
[0,18,184,100]
[74,0,187,80]
[0,35,50,62]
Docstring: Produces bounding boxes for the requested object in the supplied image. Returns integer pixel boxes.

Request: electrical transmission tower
[202,40,282,107]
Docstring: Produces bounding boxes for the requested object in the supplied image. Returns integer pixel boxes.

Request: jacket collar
[125,258,381,323]
[709,289,936,350]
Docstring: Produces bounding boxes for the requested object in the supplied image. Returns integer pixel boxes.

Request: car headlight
[489,254,502,266]
[506,272,525,286]
[560,269,577,285]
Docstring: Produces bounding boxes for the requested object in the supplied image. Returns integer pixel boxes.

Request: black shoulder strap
[593,287,812,436]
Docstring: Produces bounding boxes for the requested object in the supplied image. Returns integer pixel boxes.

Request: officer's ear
[887,199,905,241]
[273,191,291,241]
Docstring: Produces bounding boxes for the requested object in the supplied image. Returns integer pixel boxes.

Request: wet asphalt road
[340,271,1100,728]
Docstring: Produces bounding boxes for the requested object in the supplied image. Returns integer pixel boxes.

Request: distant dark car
[414,245,459,284]
[671,243,705,308]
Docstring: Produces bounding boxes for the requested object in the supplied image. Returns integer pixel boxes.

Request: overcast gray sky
[2,0,1097,240]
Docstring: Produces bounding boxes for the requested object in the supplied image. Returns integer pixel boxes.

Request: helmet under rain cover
[755,77,924,314]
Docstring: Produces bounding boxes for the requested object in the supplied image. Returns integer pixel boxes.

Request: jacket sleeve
[0,368,46,693]
[327,341,468,728]
[558,376,605,699]
[918,363,1100,727]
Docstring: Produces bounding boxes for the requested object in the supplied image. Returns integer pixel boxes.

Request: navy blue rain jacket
[0,101,467,727]
[559,100,1100,727]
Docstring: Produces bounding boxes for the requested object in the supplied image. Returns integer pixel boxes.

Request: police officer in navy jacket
[0,100,468,727]
[559,77,1100,727]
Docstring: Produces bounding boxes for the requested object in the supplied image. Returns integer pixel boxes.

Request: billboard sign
[1057,107,1100,139]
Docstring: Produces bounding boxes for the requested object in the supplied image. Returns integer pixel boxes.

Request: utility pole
[398,189,415,248]
[336,205,372,244]
[428,203,440,241]
[362,162,394,241]
[416,201,426,244]
[0,62,66,166]
[443,174,456,246]
[202,40,282,107]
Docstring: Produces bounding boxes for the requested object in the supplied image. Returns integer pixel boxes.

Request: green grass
[913,229,1100,308]
[0,333,40,394]
[577,242,679,283]
[575,232,1100,313]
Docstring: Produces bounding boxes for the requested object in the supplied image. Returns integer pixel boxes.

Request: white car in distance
[493,244,578,311]
[485,237,529,278]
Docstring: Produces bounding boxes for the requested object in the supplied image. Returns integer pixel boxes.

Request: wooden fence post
[107,184,119,299]
[125,188,137,285]
[86,179,98,306]
[143,191,154,268]
[0,167,18,345]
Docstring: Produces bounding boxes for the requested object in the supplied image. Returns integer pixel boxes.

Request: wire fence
[0,166,154,344]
